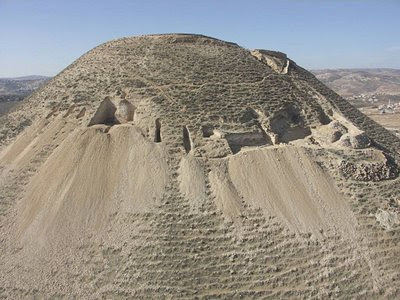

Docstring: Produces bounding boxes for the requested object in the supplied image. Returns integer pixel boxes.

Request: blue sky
[0,0,399,77]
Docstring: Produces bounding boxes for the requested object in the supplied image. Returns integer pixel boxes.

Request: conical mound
[0,34,399,298]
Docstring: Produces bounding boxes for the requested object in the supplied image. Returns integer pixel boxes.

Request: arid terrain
[313,69,400,137]
[0,76,49,115]
[312,69,400,98]
[0,34,399,298]
[4,70,399,137]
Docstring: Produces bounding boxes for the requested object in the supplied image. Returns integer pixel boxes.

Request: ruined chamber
[0,34,400,299]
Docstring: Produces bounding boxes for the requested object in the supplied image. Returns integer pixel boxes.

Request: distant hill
[312,69,400,137]
[0,75,50,97]
[0,75,49,115]
[312,68,400,103]
[0,75,49,81]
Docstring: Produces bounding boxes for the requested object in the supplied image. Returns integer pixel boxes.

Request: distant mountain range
[0,75,50,98]
[0,75,49,81]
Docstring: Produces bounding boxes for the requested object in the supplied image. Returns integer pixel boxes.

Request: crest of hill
[1,34,399,157]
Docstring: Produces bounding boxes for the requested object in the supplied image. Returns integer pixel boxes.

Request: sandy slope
[228,146,356,237]
[12,123,169,248]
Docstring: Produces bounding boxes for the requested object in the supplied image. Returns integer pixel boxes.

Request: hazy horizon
[1,0,399,77]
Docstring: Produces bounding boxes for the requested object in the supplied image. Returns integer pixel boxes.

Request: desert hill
[0,34,399,299]
[313,69,400,138]
[0,76,49,97]
[312,68,400,99]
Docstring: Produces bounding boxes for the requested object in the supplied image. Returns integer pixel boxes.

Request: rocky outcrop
[375,209,400,229]
[313,120,347,144]
[337,131,371,149]
[251,49,290,74]
[339,154,398,181]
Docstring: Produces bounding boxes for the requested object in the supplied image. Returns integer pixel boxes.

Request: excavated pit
[88,98,119,126]
[154,118,162,143]
[225,131,272,154]
[116,99,135,123]
[183,126,192,153]
[201,125,214,138]
[268,105,312,143]
[89,98,135,127]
